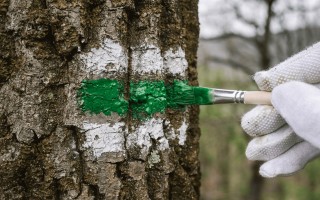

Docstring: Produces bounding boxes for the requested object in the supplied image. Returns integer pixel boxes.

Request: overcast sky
[199,0,320,38]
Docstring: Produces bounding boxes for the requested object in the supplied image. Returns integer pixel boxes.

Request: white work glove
[241,42,320,178]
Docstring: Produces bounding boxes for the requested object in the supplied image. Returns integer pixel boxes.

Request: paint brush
[171,81,271,105]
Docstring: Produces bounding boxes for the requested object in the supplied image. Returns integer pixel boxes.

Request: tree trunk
[0,0,200,199]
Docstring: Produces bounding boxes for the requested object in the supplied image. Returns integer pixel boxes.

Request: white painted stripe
[131,45,164,74]
[80,38,128,75]
[127,118,169,159]
[177,118,188,145]
[82,122,126,158]
[164,47,188,77]
[163,117,189,146]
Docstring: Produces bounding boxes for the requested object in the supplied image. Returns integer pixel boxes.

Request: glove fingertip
[245,144,255,161]
[259,166,276,178]
[245,144,265,161]
[258,142,320,178]
[241,113,262,137]
[254,71,272,91]
[241,105,285,137]
[241,113,254,136]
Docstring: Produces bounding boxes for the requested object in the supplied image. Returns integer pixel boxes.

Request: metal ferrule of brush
[212,89,245,104]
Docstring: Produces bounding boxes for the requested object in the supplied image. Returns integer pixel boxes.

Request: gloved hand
[241,42,320,178]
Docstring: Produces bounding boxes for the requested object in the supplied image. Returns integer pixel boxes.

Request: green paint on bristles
[169,81,213,105]
[193,87,214,105]
[166,80,190,108]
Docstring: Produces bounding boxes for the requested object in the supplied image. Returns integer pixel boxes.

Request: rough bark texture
[0,0,200,199]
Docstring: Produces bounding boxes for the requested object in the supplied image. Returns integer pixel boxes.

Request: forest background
[198,0,320,199]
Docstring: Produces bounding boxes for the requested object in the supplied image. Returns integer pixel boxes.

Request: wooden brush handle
[244,91,272,105]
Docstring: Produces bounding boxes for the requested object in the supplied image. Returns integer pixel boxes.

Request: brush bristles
[167,81,196,105]
[193,87,214,105]
[173,88,196,105]
[168,81,214,106]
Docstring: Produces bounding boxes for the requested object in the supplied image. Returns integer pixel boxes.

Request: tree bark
[0,0,200,199]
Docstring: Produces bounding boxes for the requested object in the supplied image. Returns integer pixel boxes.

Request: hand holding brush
[241,42,320,178]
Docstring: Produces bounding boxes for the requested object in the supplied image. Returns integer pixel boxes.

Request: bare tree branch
[201,33,255,44]
[233,3,260,30]
[256,0,275,70]
[207,56,256,75]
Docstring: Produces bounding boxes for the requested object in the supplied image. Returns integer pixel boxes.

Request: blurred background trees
[198,0,320,199]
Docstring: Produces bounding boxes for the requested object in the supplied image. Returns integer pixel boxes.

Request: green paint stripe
[130,80,167,119]
[78,79,198,119]
[78,79,128,116]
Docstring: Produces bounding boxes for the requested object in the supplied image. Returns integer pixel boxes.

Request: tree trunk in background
[0,0,200,199]
[248,1,276,199]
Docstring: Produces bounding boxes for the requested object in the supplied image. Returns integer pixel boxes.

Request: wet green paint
[78,79,128,116]
[78,79,205,119]
[193,87,213,105]
[166,80,193,107]
[167,81,213,105]
[130,81,167,119]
